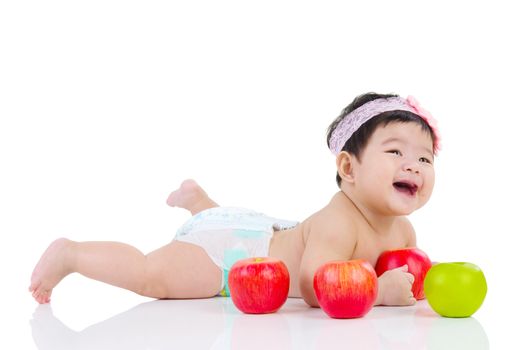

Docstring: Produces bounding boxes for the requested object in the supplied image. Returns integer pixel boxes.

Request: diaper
[173,207,298,296]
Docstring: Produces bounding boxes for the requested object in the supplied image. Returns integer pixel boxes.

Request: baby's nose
[404,161,420,174]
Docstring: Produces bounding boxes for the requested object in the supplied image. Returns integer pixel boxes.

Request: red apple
[228,257,290,314]
[313,259,378,319]
[375,247,432,300]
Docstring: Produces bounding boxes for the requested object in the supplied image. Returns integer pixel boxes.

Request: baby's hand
[376,265,416,306]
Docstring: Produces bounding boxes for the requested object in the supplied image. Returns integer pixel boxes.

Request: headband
[329,96,441,156]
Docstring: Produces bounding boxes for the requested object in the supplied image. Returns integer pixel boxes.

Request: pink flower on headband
[406,95,441,154]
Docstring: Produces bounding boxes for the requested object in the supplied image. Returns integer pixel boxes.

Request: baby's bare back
[268,223,306,297]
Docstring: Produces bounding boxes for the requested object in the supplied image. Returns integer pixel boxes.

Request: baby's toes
[33,289,50,304]
[38,294,49,304]
[29,279,40,293]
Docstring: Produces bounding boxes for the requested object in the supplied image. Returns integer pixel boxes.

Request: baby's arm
[300,216,417,307]
[299,219,356,307]
[375,217,418,305]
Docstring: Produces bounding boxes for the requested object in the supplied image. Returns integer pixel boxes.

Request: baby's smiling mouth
[393,181,418,196]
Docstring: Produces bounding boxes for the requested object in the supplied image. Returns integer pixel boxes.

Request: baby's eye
[387,150,402,156]
[419,157,432,164]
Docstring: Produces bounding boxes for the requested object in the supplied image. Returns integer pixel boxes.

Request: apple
[424,262,487,318]
[313,259,378,318]
[375,247,432,300]
[227,257,290,314]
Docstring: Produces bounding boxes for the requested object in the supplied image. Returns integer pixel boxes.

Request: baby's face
[352,122,435,216]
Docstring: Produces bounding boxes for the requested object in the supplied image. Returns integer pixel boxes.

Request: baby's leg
[166,179,219,215]
[29,239,222,303]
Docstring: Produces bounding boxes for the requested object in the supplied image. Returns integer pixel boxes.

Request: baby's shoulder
[304,205,359,242]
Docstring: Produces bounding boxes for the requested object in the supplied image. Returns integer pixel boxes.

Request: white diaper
[173,207,298,296]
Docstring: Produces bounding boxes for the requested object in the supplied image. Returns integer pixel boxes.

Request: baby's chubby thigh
[144,240,224,299]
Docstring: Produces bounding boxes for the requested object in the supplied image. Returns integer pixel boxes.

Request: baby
[30,92,440,308]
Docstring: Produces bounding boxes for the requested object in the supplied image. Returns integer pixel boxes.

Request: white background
[1,0,527,348]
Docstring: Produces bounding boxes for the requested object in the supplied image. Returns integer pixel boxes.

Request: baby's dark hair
[326,92,436,187]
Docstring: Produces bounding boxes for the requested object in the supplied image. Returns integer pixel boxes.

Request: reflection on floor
[30,298,488,350]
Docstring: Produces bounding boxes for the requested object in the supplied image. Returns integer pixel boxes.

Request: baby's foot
[166,179,213,210]
[29,238,73,304]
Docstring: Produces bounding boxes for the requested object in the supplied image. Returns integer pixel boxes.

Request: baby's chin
[388,193,429,215]
[388,208,415,217]
[385,202,421,216]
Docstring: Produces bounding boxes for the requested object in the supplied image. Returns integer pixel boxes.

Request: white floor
[27,297,491,350]
[0,273,506,350]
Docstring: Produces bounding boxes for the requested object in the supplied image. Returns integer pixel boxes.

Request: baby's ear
[336,151,356,183]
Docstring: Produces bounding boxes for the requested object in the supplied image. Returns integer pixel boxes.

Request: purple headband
[329,96,441,156]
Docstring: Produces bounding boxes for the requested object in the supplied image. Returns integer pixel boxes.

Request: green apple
[424,262,487,318]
